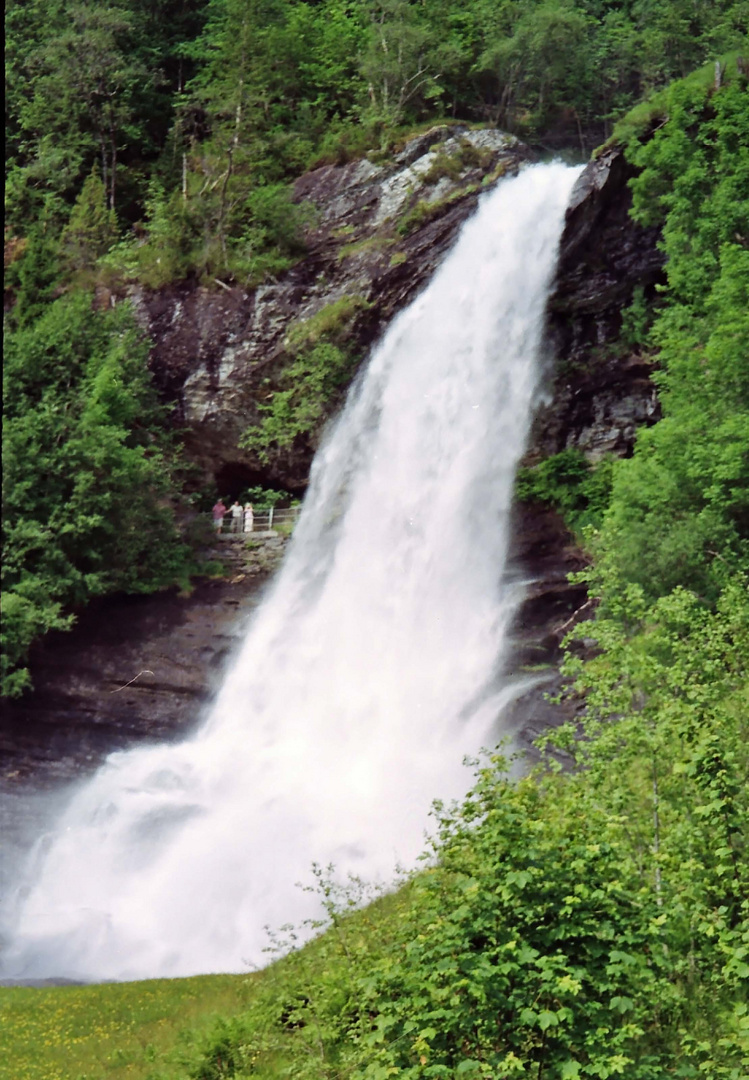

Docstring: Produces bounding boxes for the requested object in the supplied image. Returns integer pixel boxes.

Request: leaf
[609,996,634,1014]
[538,1010,559,1031]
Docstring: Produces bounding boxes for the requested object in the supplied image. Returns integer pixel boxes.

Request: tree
[5,0,153,230]
[10,213,62,329]
[591,76,749,607]
[476,0,593,130]
[60,169,118,272]
[38,4,150,211]
[359,0,443,126]
[2,294,192,695]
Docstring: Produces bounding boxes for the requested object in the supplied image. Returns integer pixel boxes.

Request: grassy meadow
[0,973,256,1080]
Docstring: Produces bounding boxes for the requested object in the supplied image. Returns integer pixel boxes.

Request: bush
[515,449,614,535]
[188,574,748,1076]
[591,76,749,607]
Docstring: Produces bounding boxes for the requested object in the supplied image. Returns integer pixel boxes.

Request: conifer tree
[60,170,118,273]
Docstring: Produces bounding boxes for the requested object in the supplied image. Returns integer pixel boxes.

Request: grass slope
[0,974,256,1080]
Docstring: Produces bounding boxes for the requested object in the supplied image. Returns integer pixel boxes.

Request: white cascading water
[2,163,581,981]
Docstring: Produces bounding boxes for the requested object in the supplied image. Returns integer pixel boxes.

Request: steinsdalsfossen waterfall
[2,163,582,981]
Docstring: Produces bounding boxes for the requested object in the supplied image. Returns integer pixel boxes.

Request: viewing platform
[213,506,300,538]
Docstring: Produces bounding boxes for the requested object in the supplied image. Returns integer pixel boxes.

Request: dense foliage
[6,0,747,290]
[1,295,193,695]
[178,66,749,1080]
[182,586,747,1077]
[515,448,615,535]
[594,76,749,608]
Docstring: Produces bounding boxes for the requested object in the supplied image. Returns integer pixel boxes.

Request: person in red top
[212,499,227,533]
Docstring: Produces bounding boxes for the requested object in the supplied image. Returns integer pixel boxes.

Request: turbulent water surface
[2,163,581,981]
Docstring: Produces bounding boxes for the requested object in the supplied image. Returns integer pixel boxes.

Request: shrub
[515,449,614,534]
[241,296,371,464]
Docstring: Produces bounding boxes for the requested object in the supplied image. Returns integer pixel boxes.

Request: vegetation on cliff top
[6,0,747,292]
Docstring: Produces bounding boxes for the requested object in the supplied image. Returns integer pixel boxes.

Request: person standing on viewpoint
[243,501,254,533]
[212,499,227,533]
[230,499,243,533]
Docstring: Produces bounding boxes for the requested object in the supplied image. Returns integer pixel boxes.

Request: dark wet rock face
[0,537,287,858]
[506,145,665,749]
[535,146,665,460]
[503,503,590,756]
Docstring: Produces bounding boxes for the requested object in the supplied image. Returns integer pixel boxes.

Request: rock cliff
[0,133,663,800]
[135,125,530,493]
[0,535,289,862]
[504,146,666,751]
[536,145,665,460]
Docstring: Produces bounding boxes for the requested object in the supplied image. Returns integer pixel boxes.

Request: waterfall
[1,163,581,981]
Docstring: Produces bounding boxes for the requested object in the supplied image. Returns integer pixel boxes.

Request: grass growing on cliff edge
[515,449,615,537]
[593,50,746,157]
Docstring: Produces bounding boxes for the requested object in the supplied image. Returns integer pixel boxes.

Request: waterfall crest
[2,163,581,981]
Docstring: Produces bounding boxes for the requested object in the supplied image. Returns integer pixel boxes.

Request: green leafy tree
[590,76,749,607]
[6,2,150,225]
[10,214,62,329]
[360,0,444,126]
[476,0,593,130]
[2,294,192,695]
[5,0,207,238]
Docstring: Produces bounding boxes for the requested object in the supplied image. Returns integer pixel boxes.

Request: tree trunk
[217,147,234,270]
[100,137,108,205]
[652,758,662,906]
[110,127,117,211]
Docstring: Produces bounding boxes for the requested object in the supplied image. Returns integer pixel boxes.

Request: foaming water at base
[2,163,581,981]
